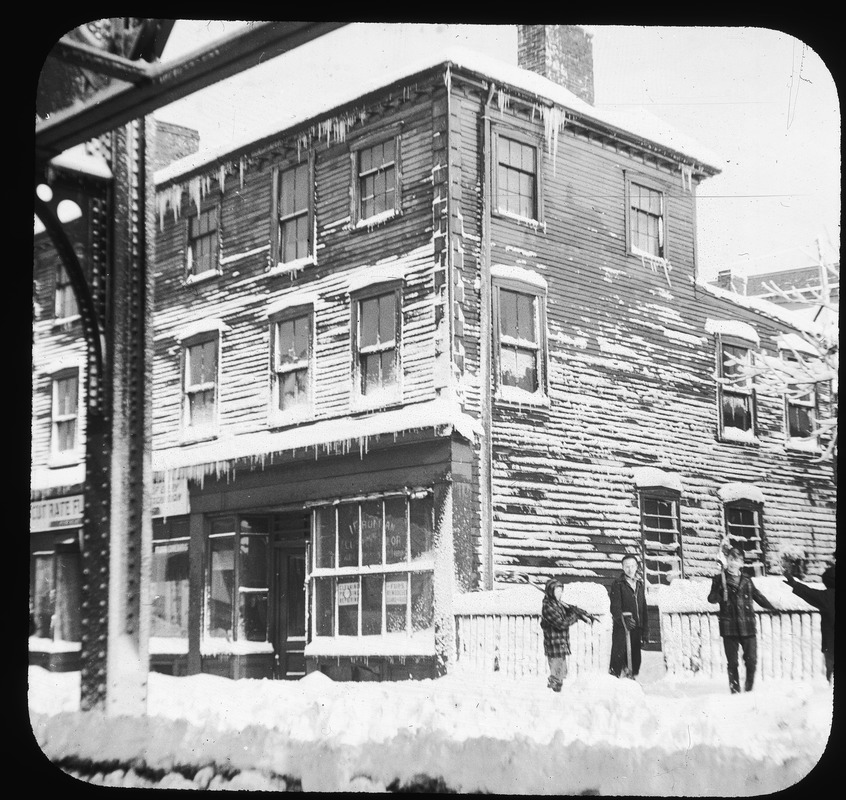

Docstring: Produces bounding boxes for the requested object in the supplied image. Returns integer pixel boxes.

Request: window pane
[287,554,306,638]
[359,297,379,348]
[500,347,519,387]
[514,348,538,392]
[411,572,434,632]
[32,555,54,638]
[723,393,752,431]
[151,542,189,637]
[337,578,358,635]
[385,574,408,632]
[314,577,334,636]
[788,403,813,437]
[208,536,234,638]
[56,419,77,452]
[410,495,434,561]
[188,340,216,385]
[361,575,383,635]
[338,504,359,568]
[516,294,536,342]
[378,294,396,343]
[380,349,396,387]
[239,518,268,588]
[189,389,215,427]
[56,375,78,415]
[385,496,407,563]
[51,549,80,642]
[499,289,518,338]
[314,506,335,569]
[360,500,382,566]
[362,352,381,395]
[239,591,268,642]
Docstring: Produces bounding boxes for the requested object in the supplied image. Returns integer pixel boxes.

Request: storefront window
[311,492,435,639]
[32,554,54,638]
[30,537,81,642]
[239,517,269,642]
[208,532,234,639]
[152,517,189,638]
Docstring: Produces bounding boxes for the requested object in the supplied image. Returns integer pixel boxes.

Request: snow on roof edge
[154,45,723,188]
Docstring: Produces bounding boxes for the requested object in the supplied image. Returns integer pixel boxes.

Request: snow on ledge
[632,467,682,493]
[453,582,609,616]
[704,318,759,344]
[491,264,548,292]
[717,482,765,504]
[29,637,81,654]
[201,639,274,656]
[657,577,817,613]
[304,630,435,657]
[265,291,321,318]
[346,264,406,294]
[719,426,759,445]
[174,317,231,342]
[50,144,112,180]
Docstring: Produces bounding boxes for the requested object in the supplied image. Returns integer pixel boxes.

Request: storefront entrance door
[271,513,308,679]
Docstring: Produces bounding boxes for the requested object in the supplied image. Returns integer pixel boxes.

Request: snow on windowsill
[201,639,275,656]
[268,256,316,277]
[47,453,83,470]
[150,637,189,656]
[29,637,81,654]
[719,426,759,445]
[490,264,548,292]
[494,208,544,231]
[495,386,550,408]
[184,270,221,286]
[304,630,435,657]
[454,583,610,616]
[632,467,683,493]
[786,437,821,453]
[353,209,399,231]
[51,315,81,328]
[346,263,406,294]
[704,318,760,345]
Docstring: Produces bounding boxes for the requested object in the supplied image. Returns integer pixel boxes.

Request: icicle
[218,165,226,195]
[680,164,693,193]
[443,64,452,94]
[239,156,246,189]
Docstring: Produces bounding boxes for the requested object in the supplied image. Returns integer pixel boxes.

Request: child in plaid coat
[540,578,581,691]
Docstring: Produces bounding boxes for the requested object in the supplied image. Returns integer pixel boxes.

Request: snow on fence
[452,583,612,678]
[658,577,826,681]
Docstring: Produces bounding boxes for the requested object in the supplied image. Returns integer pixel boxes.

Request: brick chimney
[151,119,200,172]
[517,25,595,105]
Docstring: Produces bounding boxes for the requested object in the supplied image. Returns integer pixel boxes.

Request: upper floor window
[639,490,684,590]
[54,263,78,319]
[780,352,817,442]
[274,161,313,266]
[51,370,80,459]
[492,268,548,404]
[724,502,766,576]
[352,285,401,406]
[186,206,219,279]
[352,136,400,225]
[183,336,218,436]
[718,340,756,440]
[494,132,540,222]
[626,176,666,259]
[270,308,313,423]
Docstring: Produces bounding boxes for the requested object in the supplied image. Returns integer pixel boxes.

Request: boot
[728,666,741,694]
[744,668,755,692]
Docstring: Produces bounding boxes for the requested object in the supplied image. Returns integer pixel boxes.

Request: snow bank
[657,577,817,613]
[453,582,609,616]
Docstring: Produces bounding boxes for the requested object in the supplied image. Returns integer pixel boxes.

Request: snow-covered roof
[49,143,112,180]
[703,318,759,344]
[152,394,483,480]
[155,46,723,187]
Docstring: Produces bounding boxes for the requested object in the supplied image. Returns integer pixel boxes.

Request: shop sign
[151,478,189,518]
[337,580,359,606]
[30,495,84,532]
[385,578,408,606]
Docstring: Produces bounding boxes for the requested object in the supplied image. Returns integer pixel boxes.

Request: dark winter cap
[544,577,562,598]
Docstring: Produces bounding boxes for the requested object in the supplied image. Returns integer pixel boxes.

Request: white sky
[156,22,840,282]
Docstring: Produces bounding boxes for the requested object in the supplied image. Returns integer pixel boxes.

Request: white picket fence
[453,612,612,678]
[660,610,825,681]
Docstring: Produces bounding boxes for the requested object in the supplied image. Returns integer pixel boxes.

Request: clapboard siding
[445,71,835,588]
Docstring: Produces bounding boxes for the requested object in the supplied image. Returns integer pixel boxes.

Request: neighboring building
[32,26,837,680]
[712,263,839,311]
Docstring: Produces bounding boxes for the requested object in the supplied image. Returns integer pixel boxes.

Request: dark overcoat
[707,571,775,637]
[608,573,648,637]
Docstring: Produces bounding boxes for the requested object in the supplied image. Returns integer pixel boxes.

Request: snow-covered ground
[28,652,833,795]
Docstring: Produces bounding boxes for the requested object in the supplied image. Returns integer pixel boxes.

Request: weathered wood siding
[152,87,445,453]
[446,73,836,589]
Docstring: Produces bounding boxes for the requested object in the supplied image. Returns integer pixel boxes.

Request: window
[352,136,400,224]
[494,133,540,221]
[186,206,219,278]
[718,341,756,439]
[270,308,312,421]
[782,354,817,440]
[492,273,548,403]
[725,502,765,575]
[626,177,666,259]
[54,263,78,319]
[30,537,81,642]
[274,161,313,265]
[352,286,401,405]
[151,517,190,639]
[51,370,79,459]
[311,492,435,639]
[183,336,218,436]
[207,516,269,642]
[639,491,684,589]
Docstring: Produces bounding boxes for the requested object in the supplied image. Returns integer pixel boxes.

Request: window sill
[350,393,404,414]
[493,208,544,230]
[48,453,82,468]
[718,427,759,446]
[785,437,821,454]
[495,387,550,408]
[179,430,219,446]
[630,246,668,265]
[184,270,221,287]
[267,256,315,277]
[269,408,314,429]
[51,315,81,328]
[351,208,400,231]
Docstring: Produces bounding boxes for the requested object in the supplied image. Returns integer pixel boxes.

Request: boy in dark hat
[540,578,582,691]
[707,547,778,693]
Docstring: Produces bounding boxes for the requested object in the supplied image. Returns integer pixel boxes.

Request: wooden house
[31,26,836,680]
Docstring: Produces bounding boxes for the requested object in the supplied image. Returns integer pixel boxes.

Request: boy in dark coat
[784,564,835,681]
[540,578,581,691]
[707,547,778,693]
[608,554,649,678]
